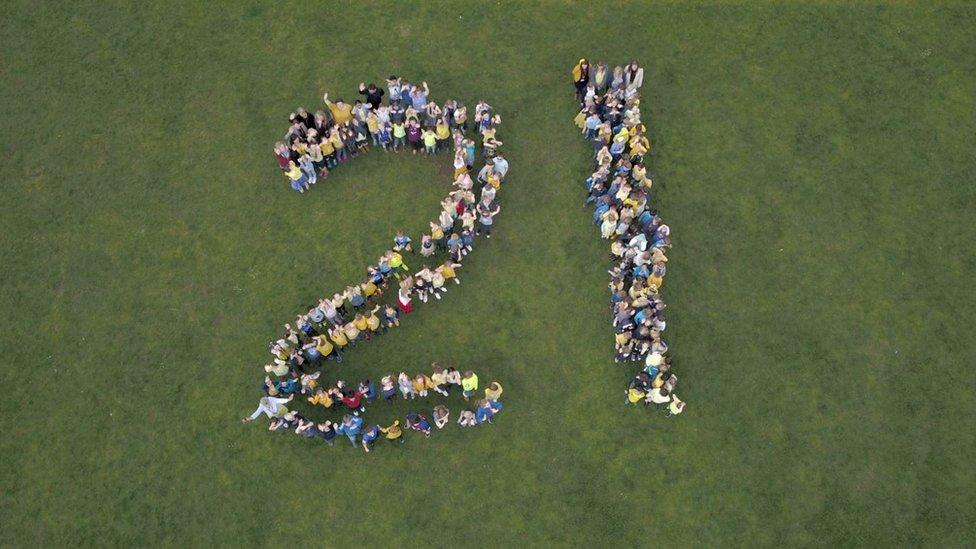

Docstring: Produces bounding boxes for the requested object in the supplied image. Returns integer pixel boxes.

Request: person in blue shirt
[361,424,380,453]
[593,198,611,224]
[393,231,413,253]
[609,138,626,160]
[409,82,429,110]
[585,113,601,138]
[358,380,376,402]
[337,414,363,447]
[275,377,299,395]
[446,233,463,262]
[406,412,432,438]
[378,125,392,150]
[475,399,495,425]
[398,81,412,104]
[464,140,476,169]
[378,259,393,279]
[460,229,474,252]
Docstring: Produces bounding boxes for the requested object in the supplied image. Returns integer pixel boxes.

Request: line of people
[245,365,504,452]
[274,76,503,194]
[572,58,685,417]
[248,77,510,442]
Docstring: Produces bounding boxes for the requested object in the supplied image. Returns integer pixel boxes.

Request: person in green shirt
[392,122,406,150]
[461,371,479,401]
[422,128,438,155]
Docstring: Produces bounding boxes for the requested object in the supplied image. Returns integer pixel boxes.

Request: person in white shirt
[647,387,670,405]
[242,394,293,423]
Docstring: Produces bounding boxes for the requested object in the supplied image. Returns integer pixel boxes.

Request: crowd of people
[245,365,505,452]
[247,76,510,447]
[572,59,685,417]
[273,77,504,195]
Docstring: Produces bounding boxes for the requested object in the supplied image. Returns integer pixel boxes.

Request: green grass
[2,1,975,546]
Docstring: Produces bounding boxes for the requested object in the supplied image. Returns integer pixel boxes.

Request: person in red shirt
[341,389,365,414]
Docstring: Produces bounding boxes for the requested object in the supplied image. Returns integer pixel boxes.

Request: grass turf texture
[2,1,974,546]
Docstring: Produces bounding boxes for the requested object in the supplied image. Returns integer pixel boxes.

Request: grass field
[2,1,975,546]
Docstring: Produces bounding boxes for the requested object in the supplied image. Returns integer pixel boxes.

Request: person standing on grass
[413,374,430,398]
[381,420,406,445]
[422,126,438,155]
[485,382,503,401]
[667,395,685,417]
[444,367,462,394]
[433,405,450,429]
[381,375,397,403]
[242,394,294,423]
[341,388,365,415]
[274,142,291,170]
[316,421,338,447]
[358,82,385,109]
[431,367,449,397]
[476,198,500,238]
[572,58,591,101]
[284,161,309,193]
[436,117,452,152]
[647,386,670,407]
[475,399,496,424]
[457,409,476,427]
[407,120,422,154]
[420,234,435,257]
[461,371,479,401]
[393,230,413,253]
[322,93,353,125]
[398,372,416,400]
[392,120,406,150]
[337,414,363,447]
[308,388,334,410]
[361,424,381,453]
[406,413,432,438]
[397,285,414,314]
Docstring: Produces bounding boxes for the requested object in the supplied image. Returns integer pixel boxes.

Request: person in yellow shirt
[667,395,685,417]
[322,92,353,125]
[329,326,348,350]
[329,128,346,163]
[380,420,405,445]
[484,382,503,401]
[412,374,429,397]
[319,137,336,169]
[430,223,445,247]
[362,278,379,301]
[366,111,381,146]
[353,314,370,341]
[313,334,341,363]
[435,119,451,152]
[308,388,334,409]
[438,260,460,285]
[366,306,382,332]
[430,368,449,396]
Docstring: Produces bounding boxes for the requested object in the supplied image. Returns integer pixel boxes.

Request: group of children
[248,76,511,445]
[246,364,505,452]
[274,76,503,194]
[572,58,685,417]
